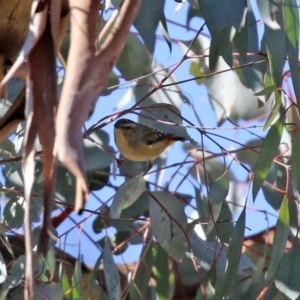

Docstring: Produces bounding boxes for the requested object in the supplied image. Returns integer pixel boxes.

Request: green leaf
[133,0,166,53]
[149,192,188,261]
[110,177,146,219]
[262,7,287,87]
[87,166,110,191]
[61,269,71,300]
[0,138,16,157]
[253,118,283,201]
[198,0,247,31]
[34,282,63,300]
[100,71,120,96]
[153,244,175,300]
[116,33,152,80]
[55,165,76,204]
[217,207,246,298]
[263,90,283,130]
[254,86,279,96]
[236,2,265,95]
[88,252,103,300]
[207,201,234,243]
[35,247,56,282]
[0,251,7,285]
[209,26,235,70]
[83,130,113,172]
[103,238,122,300]
[291,129,300,188]
[265,195,290,281]
[198,0,247,69]
[3,197,25,228]
[72,253,82,298]
[0,254,25,296]
[233,21,247,59]
[129,242,153,299]
[206,202,222,235]
[208,171,230,205]
[257,0,281,29]
[283,0,300,111]
[98,231,131,255]
[188,232,253,277]
[275,243,300,299]
[236,139,262,171]
[159,15,172,53]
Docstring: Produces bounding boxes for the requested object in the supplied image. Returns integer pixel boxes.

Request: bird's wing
[142,126,185,145]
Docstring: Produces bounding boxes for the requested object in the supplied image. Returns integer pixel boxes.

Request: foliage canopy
[0,0,300,299]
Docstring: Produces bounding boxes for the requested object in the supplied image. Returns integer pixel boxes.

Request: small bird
[114,119,186,162]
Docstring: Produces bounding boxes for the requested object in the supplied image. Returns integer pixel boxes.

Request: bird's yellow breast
[114,127,175,161]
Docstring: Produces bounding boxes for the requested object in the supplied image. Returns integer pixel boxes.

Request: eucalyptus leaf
[83,130,113,172]
[0,138,17,157]
[253,119,284,201]
[265,195,290,281]
[98,232,130,255]
[275,244,300,300]
[217,207,246,298]
[257,0,281,29]
[110,177,146,219]
[34,282,63,300]
[3,197,24,229]
[72,253,83,299]
[134,0,166,53]
[129,242,153,299]
[291,130,300,188]
[262,7,287,87]
[198,0,247,69]
[207,201,234,243]
[116,33,152,80]
[149,192,188,261]
[206,202,222,235]
[254,86,279,96]
[0,251,7,284]
[192,235,252,276]
[103,238,122,300]
[153,244,175,299]
[235,1,266,96]
[283,0,300,110]
[208,171,230,205]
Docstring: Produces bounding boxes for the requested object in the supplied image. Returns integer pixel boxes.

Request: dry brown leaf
[22,1,59,299]
[55,0,142,213]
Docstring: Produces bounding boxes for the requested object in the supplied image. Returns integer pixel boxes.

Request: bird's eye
[123,126,132,130]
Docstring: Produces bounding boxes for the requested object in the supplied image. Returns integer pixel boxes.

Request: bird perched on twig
[114,119,186,167]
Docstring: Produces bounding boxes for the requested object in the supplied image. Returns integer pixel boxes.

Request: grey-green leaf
[149,192,188,261]
[217,207,246,298]
[254,86,279,96]
[253,118,283,201]
[134,0,166,54]
[283,0,300,111]
[291,129,300,188]
[275,243,300,299]
[103,238,122,300]
[110,177,146,219]
[0,251,7,285]
[208,171,230,205]
[265,195,290,281]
